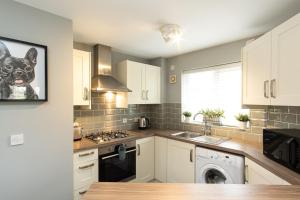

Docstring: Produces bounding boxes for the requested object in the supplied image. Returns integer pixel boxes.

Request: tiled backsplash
[150,103,300,144]
[75,98,300,143]
[74,93,152,135]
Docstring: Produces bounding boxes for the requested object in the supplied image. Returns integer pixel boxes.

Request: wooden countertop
[73,128,300,185]
[82,182,300,200]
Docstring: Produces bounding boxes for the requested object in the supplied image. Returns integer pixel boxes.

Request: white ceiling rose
[160,24,182,43]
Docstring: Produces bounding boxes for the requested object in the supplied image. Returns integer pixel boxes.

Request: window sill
[181,120,250,131]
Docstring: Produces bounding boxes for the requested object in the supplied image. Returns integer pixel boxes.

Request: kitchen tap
[202,120,212,136]
[193,113,212,136]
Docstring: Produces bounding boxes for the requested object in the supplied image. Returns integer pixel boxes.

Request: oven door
[99,147,136,182]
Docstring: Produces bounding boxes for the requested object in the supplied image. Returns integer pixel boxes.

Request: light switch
[122,118,127,123]
[10,134,24,146]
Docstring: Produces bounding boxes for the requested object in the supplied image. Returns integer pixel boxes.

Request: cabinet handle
[78,151,94,157]
[146,90,149,100]
[245,164,249,184]
[79,190,87,195]
[270,79,276,98]
[78,163,94,170]
[264,80,269,98]
[83,87,89,101]
[141,90,145,100]
[190,149,193,162]
[102,149,136,160]
[137,144,141,156]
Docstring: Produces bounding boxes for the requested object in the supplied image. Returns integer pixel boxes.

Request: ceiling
[15,0,300,59]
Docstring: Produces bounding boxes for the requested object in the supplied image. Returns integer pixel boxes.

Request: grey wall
[166,39,249,103]
[0,1,73,200]
[111,51,149,77]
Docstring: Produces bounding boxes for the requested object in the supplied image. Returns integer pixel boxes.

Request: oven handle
[101,149,136,160]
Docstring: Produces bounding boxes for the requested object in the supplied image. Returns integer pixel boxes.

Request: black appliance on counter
[98,140,136,182]
[263,129,300,174]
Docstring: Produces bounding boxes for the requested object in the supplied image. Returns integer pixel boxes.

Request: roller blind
[182,62,247,126]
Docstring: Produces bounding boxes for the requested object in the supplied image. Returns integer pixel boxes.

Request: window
[182,62,248,126]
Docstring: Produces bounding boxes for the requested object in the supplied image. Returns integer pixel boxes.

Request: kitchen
[1,0,300,200]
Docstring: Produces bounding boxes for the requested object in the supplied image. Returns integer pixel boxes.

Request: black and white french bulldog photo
[0,41,39,100]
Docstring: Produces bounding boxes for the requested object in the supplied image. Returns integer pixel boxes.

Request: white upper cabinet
[119,60,144,104]
[117,60,161,104]
[145,64,161,104]
[242,33,272,105]
[73,49,91,106]
[271,14,300,106]
[242,13,300,106]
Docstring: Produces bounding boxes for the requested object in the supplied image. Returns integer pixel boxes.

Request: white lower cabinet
[167,139,195,183]
[74,184,91,200]
[154,136,168,182]
[136,137,155,182]
[73,148,98,200]
[245,158,289,185]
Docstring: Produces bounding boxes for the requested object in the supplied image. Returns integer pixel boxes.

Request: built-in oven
[98,140,136,182]
[263,129,300,174]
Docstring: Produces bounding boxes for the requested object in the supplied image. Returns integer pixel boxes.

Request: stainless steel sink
[171,132,228,144]
[171,132,202,139]
[191,135,226,144]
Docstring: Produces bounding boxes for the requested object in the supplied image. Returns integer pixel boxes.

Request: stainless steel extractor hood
[91,44,131,92]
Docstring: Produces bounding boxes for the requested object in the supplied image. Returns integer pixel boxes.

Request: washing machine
[196,147,244,184]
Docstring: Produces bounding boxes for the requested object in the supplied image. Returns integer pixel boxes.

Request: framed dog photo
[0,36,47,101]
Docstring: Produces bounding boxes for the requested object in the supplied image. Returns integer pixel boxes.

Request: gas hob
[85,130,132,144]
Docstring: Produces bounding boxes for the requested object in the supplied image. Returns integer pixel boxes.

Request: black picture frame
[0,36,48,102]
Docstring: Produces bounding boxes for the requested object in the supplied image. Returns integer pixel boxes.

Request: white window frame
[181,62,248,127]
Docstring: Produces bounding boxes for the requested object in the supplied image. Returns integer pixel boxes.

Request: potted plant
[182,111,192,123]
[199,109,224,125]
[235,113,250,129]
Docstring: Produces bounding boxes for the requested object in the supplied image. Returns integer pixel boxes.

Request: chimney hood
[91,44,132,92]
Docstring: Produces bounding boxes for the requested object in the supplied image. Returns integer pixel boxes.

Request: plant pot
[184,116,191,123]
[203,116,221,126]
[238,121,248,129]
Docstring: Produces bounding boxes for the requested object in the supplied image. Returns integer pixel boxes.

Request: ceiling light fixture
[160,24,182,43]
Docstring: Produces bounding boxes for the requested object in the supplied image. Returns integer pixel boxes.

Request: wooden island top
[82,182,300,200]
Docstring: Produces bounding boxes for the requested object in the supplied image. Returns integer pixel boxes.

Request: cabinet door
[242,33,271,105]
[74,160,98,190]
[126,61,145,104]
[136,137,155,182]
[74,184,90,200]
[145,64,161,104]
[73,49,91,106]
[271,14,300,106]
[167,139,195,183]
[245,158,289,185]
[155,136,167,182]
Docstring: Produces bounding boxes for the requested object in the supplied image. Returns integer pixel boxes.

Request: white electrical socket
[122,118,127,123]
[10,134,24,146]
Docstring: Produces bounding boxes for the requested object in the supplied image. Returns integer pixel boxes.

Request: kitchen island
[82,182,300,200]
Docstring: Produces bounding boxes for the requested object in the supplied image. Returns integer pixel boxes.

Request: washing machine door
[198,164,233,184]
